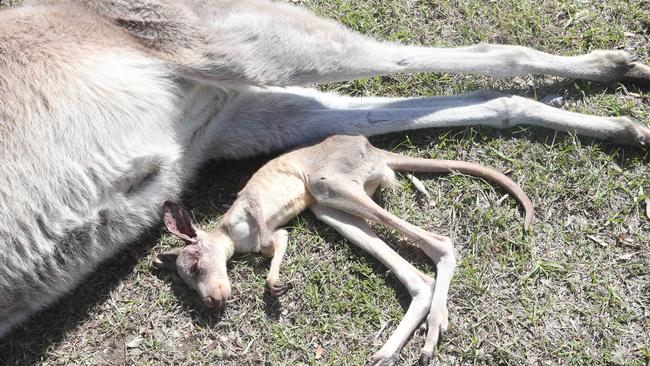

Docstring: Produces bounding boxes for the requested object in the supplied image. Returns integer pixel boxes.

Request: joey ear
[162,201,197,243]
[153,247,183,271]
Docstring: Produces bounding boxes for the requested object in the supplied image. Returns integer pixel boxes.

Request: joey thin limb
[307,179,456,364]
[266,229,290,296]
[311,204,435,366]
[243,191,275,257]
[155,135,534,365]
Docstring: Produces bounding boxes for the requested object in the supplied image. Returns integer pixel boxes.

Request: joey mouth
[200,280,232,308]
[202,296,224,308]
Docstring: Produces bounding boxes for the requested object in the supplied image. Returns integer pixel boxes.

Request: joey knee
[404,275,434,301]
[412,283,434,304]
[438,237,456,265]
[307,178,368,214]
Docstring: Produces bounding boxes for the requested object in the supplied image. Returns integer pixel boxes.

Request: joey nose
[216,282,231,301]
[202,282,231,308]
[202,296,225,309]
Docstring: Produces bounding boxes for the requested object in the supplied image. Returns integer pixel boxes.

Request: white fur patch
[380,166,397,188]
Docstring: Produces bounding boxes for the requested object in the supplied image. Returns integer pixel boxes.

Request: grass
[1,0,649,365]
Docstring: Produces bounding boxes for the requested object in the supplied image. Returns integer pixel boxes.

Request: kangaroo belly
[0,48,188,336]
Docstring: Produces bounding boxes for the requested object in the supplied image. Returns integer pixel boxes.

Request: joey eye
[189,263,200,277]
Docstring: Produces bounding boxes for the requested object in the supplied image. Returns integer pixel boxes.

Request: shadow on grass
[373,124,649,165]
[501,78,650,99]
[0,160,259,365]
[1,123,647,365]
[0,229,163,366]
[151,269,229,330]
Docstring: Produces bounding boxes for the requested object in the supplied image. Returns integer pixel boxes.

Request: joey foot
[418,305,449,365]
[419,352,432,366]
[366,351,399,366]
[266,278,291,296]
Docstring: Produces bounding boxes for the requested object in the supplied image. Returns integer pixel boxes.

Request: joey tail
[383,151,534,229]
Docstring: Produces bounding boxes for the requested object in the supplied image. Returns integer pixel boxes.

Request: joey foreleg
[266,229,290,296]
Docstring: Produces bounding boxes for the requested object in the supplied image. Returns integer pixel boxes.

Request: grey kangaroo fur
[0,0,649,364]
[153,134,535,365]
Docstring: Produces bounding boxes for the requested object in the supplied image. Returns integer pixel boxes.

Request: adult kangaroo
[0,0,648,363]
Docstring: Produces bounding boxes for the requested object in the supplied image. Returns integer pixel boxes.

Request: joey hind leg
[308,180,456,363]
[265,229,290,297]
[311,204,435,366]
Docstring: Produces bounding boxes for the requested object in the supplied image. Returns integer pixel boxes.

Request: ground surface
[1,0,649,365]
